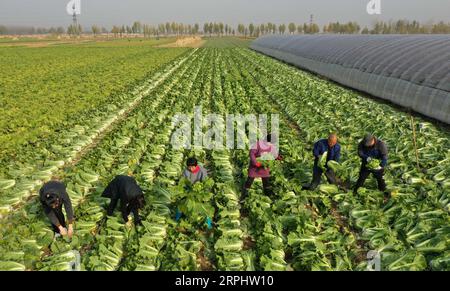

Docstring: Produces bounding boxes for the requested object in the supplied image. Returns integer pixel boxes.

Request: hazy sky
[0,0,449,28]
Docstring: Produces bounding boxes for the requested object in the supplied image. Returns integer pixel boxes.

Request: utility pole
[72,6,79,37]
[309,14,315,34]
[72,8,78,27]
[69,0,78,27]
[66,0,80,37]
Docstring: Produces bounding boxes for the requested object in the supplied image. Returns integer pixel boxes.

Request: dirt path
[158,36,205,48]
[0,40,93,48]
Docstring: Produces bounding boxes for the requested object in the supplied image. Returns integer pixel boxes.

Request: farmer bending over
[183,157,208,184]
[354,134,390,202]
[302,133,343,191]
[102,175,146,226]
[39,181,75,238]
[176,158,212,228]
[242,134,282,202]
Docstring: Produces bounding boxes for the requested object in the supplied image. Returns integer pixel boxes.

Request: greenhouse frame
[251,35,450,125]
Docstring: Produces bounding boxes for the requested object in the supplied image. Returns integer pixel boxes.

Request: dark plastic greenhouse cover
[251,35,450,124]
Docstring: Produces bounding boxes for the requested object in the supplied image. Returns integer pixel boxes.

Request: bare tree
[255,27,261,37]
[165,22,171,35]
[203,23,209,36]
[237,24,245,36]
[132,21,142,34]
[91,25,100,37]
[194,23,200,35]
[249,23,255,37]
[288,23,296,34]
[56,27,65,35]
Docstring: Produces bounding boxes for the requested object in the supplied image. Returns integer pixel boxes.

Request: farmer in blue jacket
[354,134,390,201]
[303,134,342,190]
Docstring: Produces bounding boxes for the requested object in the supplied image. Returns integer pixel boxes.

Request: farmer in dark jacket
[183,157,208,184]
[39,181,75,238]
[242,134,282,201]
[354,134,390,200]
[303,134,342,190]
[102,175,146,226]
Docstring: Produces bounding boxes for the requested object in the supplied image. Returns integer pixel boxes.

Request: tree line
[1,20,450,37]
[106,21,322,37]
[360,20,450,34]
[0,25,66,35]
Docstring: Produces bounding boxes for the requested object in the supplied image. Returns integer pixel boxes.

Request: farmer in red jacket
[242,134,282,202]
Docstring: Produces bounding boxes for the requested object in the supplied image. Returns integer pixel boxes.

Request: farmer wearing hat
[39,181,75,238]
[354,134,390,201]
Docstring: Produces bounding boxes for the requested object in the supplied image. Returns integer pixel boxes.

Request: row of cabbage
[0,50,194,216]
[234,48,449,270]
[0,49,201,270]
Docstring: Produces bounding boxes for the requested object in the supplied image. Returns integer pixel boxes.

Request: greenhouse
[251,35,450,125]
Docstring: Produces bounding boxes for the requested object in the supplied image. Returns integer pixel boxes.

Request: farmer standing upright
[39,181,75,238]
[242,134,281,201]
[354,134,390,201]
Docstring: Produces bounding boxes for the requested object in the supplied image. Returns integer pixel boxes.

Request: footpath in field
[158,36,205,48]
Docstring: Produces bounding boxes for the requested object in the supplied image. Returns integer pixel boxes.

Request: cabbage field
[0,39,449,271]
